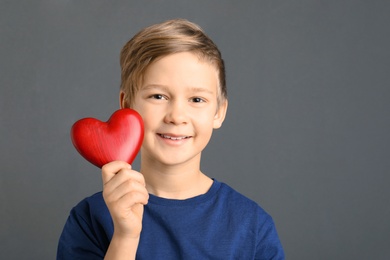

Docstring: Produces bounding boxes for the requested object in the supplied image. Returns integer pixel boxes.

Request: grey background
[1,1,389,259]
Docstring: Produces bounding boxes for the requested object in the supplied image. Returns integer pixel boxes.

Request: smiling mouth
[158,134,191,140]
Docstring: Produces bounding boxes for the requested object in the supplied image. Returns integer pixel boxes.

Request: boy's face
[121,52,227,167]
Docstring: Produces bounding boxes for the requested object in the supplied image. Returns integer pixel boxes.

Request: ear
[119,91,129,108]
[213,99,228,129]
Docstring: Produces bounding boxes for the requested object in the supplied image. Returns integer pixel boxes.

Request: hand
[102,161,149,239]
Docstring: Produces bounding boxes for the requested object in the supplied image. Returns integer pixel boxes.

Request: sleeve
[57,196,112,260]
[255,215,285,260]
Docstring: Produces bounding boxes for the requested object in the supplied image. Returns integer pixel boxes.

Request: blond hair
[120,19,227,107]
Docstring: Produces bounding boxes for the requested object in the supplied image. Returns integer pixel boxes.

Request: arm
[256,216,285,260]
[102,161,149,260]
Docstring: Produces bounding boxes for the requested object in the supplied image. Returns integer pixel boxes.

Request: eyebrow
[142,84,214,95]
[141,84,170,92]
[189,87,214,95]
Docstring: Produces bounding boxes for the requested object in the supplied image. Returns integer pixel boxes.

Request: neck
[140,156,212,200]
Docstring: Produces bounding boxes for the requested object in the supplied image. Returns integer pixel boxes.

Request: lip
[157,133,192,141]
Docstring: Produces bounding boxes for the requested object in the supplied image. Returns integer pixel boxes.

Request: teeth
[160,134,189,140]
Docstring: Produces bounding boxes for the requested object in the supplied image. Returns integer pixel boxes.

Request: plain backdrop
[1,1,389,259]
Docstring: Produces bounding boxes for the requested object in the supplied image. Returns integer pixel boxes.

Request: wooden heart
[71,108,144,168]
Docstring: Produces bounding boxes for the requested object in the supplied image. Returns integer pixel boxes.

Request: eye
[190,97,205,103]
[149,94,167,100]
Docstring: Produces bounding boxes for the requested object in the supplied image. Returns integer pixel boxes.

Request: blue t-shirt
[57,179,284,259]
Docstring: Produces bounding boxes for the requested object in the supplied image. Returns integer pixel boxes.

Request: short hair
[120,19,227,107]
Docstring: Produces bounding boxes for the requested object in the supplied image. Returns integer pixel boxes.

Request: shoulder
[214,180,275,229]
[214,180,285,258]
[216,181,270,218]
[72,191,106,214]
[57,192,113,259]
[216,181,285,258]
[70,191,112,225]
[74,191,105,209]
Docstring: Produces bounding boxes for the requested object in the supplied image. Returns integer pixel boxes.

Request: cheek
[141,111,159,131]
[133,103,159,124]
[205,107,220,123]
[130,107,152,133]
[195,112,216,131]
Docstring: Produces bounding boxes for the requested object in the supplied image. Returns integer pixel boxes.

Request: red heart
[71,108,144,168]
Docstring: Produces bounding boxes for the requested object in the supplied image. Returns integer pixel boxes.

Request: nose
[164,99,188,125]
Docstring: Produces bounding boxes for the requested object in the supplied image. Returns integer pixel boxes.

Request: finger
[115,169,146,186]
[117,189,149,208]
[105,177,148,203]
[103,169,146,195]
[101,161,131,185]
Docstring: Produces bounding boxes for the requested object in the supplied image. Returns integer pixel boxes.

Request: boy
[57,19,284,259]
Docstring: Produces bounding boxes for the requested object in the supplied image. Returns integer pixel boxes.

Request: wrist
[105,233,140,260]
[112,229,141,241]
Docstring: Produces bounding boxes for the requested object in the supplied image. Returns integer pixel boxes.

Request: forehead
[142,52,219,90]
